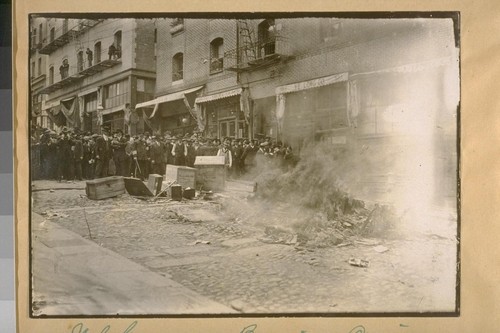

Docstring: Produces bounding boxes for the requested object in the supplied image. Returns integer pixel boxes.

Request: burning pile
[254,141,402,247]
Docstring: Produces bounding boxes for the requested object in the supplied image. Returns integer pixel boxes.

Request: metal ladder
[238,20,257,63]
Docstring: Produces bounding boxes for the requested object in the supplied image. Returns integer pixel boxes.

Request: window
[31,28,37,47]
[105,80,129,108]
[63,19,68,34]
[137,78,145,92]
[31,62,35,78]
[170,18,184,34]
[172,52,183,81]
[84,93,98,112]
[77,50,84,72]
[94,42,101,63]
[49,66,54,85]
[114,30,122,58]
[39,23,42,43]
[210,38,224,74]
[37,58,42,76]
[258,19,276,58]
[319,18,342,42]
[50,27,55,42]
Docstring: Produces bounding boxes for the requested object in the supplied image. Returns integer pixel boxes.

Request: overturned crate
[86,176,125,200]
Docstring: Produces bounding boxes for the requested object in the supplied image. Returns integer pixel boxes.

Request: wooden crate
[165,164,196,189]
[194,156,226,191]
[86,176,125,200]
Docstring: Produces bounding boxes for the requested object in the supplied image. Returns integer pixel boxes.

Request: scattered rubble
[251,141,404,248]
[348,258,369,268]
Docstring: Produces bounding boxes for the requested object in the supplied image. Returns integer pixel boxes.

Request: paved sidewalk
[31,212,235,316]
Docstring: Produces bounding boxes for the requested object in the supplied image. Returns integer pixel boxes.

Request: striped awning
[195,88,242,104]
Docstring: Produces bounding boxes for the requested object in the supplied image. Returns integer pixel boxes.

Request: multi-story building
[35,17,156,134]
[30,17,50,129]
[137,16,458,204]
[136,18,243,138]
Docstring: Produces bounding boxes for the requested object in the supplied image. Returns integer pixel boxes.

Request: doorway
[219,118,236,139]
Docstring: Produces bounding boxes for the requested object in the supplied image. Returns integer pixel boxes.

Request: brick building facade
[34,17,156,134]
[135,16,458,203]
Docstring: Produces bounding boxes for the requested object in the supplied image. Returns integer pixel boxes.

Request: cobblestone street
[31,180,458,314]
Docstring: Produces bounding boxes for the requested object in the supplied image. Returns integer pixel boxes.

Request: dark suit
[94,135,112,178]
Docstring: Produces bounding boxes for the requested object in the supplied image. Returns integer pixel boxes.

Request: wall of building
[243,18,456,100]
[155,18,238,97]
[133,19,156,73]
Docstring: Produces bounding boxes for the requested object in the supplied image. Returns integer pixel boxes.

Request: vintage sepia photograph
[28,13,460,316]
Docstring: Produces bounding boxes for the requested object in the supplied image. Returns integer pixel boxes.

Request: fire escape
[39,19,122,95]
[225,19,294,72]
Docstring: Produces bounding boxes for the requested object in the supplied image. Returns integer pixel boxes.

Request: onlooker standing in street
[185,139,196,168]
[94,126,112,178]
[125,134,136,177]
[148,136,164,175]
[57,131,72,181]
[72,133,84,180]
[111,129,128,177]
[217,142,232,178]
[134,134,149,180]
[172,138,185,166]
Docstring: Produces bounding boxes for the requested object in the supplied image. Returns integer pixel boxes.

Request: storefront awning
[195,88,242,104]
[275,72,348,95]
[135,85,204,109]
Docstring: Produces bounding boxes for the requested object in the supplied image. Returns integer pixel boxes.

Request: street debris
[43,211,69,219]
[250,141,405,249]
[348,258,369,268]
[373,245,390,253]
[189,240,211,246]
[355,238,381,246]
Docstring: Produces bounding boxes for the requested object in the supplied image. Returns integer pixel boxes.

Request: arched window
[94,42,101,64]
[77,50,84,72]
[172,52,183,81]
[49,66,54,85]
[210,38,224,73]
[50,27,55,42]
[258,19,276,58]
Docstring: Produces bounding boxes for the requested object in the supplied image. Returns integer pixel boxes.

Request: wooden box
[194,156,226,191]
[165,164,196,189]
[86,176,125,200]
[147,174,163,196]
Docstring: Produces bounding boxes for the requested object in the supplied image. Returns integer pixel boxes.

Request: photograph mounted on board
[28,13,460,316]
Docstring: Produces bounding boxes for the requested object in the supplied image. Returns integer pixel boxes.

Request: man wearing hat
[185,139,196,168]
[163,133,174,167]
[148,135,164,175]
[71,133,84,181]
[171,137,185,166]
[94,125,112,178]
[111,129,128,177]
[56,130,72,181]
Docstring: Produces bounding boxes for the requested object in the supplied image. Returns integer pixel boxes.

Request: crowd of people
[31,125,297,182]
